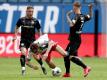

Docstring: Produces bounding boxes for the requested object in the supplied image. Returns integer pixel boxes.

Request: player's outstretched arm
[66,10,76,27]
[88,3,93,18]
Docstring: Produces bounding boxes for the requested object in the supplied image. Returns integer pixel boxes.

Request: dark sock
[20,55,26,67]
[64,56,70,74]
[71,56,87,69]
[37,58,43,67]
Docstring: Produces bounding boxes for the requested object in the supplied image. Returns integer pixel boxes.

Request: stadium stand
[8,0,18,2]
[18,0,29,2]
[52,0,61,3]
[30,0,40,2]
[41,0,51,2]
[0,0,96,3]
[0,0,7,2]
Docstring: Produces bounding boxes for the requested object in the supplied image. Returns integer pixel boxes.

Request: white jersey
[27,34,49,60]
[33,34,49,47]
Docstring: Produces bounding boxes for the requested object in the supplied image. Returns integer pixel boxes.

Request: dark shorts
[66,39,81,56]
[20,39,34,49]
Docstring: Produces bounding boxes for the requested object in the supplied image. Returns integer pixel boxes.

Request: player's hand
[12,36,17,42]
[67,10,73,16]
[88,3,93,9]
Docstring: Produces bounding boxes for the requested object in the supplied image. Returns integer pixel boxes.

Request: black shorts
[20,39,34,49]
[66,39,81,56]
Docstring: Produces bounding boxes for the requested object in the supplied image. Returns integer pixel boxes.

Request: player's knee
[63,51,68,56]
[20,48,26,55]
[69,56,74,59]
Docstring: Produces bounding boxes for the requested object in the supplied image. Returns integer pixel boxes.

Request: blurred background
[0,0,107,58]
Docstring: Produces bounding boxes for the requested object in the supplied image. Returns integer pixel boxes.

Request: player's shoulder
[19,17,26,20]
[78,14,87,19]
[20,17,26,19]
[32,17,39,22]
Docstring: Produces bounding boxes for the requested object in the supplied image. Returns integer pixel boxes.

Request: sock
[37,58,43,67]
[71,56,87,69]
[64,56,70,74]
[22,67,25,70]
[20,55,26,70]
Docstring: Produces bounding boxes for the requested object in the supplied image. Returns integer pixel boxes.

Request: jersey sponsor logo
[22,26,34,28]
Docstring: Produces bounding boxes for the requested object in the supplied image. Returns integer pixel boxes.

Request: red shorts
[42,43,57,62]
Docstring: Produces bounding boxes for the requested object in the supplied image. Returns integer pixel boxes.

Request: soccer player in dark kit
[13,6,46,75]
[63,2,93,77]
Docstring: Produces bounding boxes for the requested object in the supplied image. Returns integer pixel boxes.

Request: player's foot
[41,66,47,75]
[63,73,71,77]
[84,67,91,77]
[22,70,25,76]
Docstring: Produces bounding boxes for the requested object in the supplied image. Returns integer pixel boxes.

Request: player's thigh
[65,42,71,51]
[55,45,67,56]
[46,59,56,69]
[69,41,81,55]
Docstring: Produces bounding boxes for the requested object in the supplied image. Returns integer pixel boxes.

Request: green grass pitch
[0,57,107,80]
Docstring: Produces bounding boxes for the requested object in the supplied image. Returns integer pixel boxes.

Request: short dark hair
[73,2,81,8]
[27,6,34,10]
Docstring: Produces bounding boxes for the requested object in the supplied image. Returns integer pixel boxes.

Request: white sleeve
[33,34,49,46]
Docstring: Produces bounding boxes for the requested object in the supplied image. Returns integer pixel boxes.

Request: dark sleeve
[34,20,41,30]
[84,14,91,22]
[16,18,22,27]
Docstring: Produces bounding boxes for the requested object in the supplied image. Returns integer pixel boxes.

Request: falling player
[26,34,68,71]
[63,2,93,77]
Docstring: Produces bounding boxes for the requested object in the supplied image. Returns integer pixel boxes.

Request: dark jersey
[69,14,91,41]
[16,17,41,41]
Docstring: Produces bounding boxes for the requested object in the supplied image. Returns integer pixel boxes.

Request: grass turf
[0,57,107,80]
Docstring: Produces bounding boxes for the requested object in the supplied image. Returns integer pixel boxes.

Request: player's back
[31,34,49,53]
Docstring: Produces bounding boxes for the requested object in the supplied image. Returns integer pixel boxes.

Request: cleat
[84,67,91,77]
[63,73,71,77]
[41,66,47,75]
[22,70,25,76]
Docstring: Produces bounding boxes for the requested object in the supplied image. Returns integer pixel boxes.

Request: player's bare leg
[33,54,47,75]
[45,59,56,69]
[20,47,26,75]
[46,41,68,57]
[45,59,61,74]
[26,60,39,70]
[55,45,68,57]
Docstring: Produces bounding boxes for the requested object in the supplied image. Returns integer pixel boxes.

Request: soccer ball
[52,67,61,76]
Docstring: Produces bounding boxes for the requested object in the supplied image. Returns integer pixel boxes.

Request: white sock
[22,67,25,70]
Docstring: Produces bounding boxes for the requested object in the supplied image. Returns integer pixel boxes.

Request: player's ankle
[63,73,71,77]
